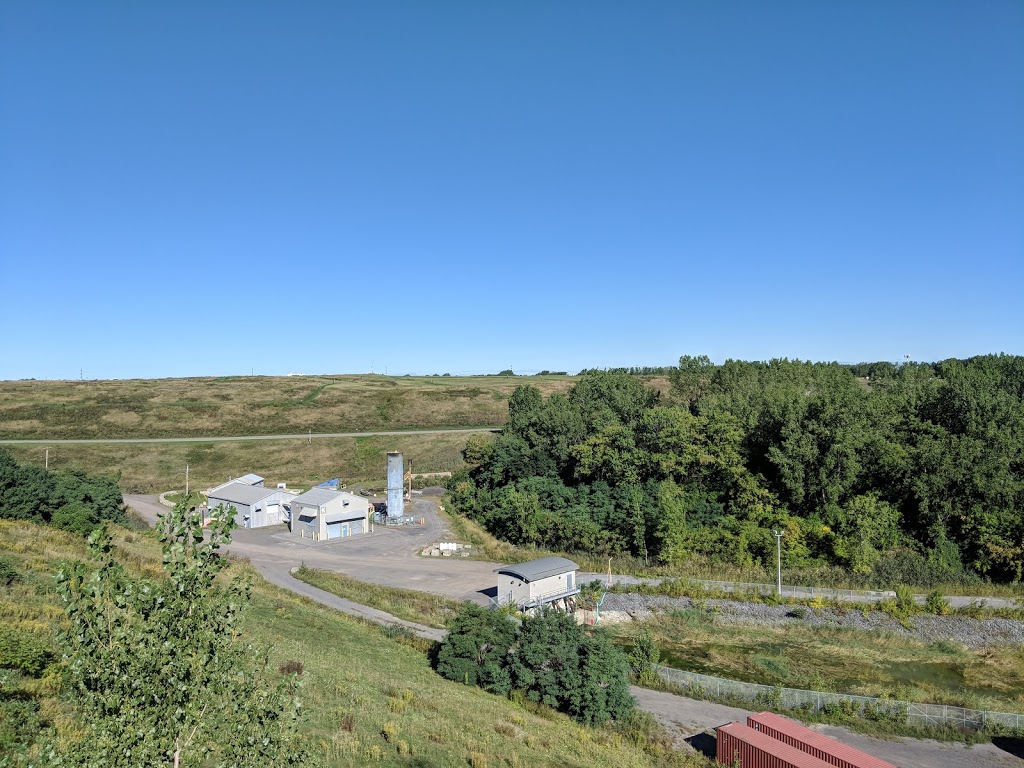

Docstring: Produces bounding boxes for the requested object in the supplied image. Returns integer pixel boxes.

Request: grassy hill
[3,430,478,493]
[0,374,680,492]
[0,519,706,766]
[0,374,579,440]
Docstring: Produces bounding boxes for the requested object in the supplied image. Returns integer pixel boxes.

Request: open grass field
[0,374,578,439]
[612,609,1024,714]
[2,430,486,493]
[0,520,706,767]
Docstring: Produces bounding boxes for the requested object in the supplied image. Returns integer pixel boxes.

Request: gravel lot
[601,593,1024,649]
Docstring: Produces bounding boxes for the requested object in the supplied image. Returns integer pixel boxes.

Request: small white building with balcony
[494,556,580,612]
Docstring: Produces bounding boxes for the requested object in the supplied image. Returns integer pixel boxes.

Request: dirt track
[1,427,497,445]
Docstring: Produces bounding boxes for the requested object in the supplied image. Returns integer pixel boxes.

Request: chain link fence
[653,665,1024,732]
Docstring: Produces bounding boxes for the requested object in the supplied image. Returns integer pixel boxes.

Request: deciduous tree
[51,503,305,767]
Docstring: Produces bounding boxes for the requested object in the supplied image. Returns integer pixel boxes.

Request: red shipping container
[716,721,835,768]
[747,712,896,768]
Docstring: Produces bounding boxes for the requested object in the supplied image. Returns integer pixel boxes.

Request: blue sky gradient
[2,2,1022,379]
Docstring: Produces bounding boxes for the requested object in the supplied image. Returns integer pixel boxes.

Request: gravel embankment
[600,593,1024,649]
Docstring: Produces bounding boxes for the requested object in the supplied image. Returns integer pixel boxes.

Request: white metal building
[289,488,371,541]
[494,557,581,611]
[206,481,296,529]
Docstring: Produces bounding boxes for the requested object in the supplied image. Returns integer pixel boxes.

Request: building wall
[295,512,317,539]
[290,501,323,538]
[210,499,254,527]
[290,494,370,540]
[497,571,577,608]
[528,572,574,601]
[208,489,293,529]
[497,577,531,607]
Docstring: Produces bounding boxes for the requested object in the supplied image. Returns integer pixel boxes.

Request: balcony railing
[489,585,581,611]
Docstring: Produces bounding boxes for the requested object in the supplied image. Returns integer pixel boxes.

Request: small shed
[206,482,295,529]
[494,556,580,611]
[289,488,370,541]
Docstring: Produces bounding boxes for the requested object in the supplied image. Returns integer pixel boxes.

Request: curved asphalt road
[0,427,499,445]
[124,493,1023,766]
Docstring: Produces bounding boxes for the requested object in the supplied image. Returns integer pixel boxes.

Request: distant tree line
[0,449,126,535]
[451,354,1024,584]
[577,366,676,376]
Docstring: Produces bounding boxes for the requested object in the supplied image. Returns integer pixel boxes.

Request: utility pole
[185,463,189,497]
[773,530,784,596]
[45,448,49,471]
[308,429,312,445]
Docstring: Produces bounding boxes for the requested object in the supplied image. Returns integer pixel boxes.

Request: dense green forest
[0,449,126,534]
[450,355,1024,585]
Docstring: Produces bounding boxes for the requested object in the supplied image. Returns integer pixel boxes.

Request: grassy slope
[4,430,484,493]
[0,521,706,767]
[0,375,577,439]
[292,565,463,629]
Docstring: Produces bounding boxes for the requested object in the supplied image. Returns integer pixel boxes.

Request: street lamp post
[773,529,784,596]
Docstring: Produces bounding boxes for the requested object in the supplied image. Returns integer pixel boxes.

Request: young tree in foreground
[51,503,305,768]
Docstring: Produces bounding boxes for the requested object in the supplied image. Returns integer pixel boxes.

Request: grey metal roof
[495,556,579,583]
[207,482,278,506]
[291,487,344,507]
[207,473,266,495]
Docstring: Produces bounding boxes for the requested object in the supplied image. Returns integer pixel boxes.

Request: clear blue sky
[2,1,1022,379]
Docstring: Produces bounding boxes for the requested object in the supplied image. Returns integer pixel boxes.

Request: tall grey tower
[386,451,405,520]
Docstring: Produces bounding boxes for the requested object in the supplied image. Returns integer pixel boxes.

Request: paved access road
[124,494,1023,767]
[126,492,500,607]
[631,688,1022,767]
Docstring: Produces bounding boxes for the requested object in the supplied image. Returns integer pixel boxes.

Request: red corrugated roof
[717,721,836,768]
[747,712,897,768]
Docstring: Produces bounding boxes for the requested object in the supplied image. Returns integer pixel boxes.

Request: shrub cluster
[0,557,20,587]
[0,448,126,534]
[0,626,55,678]
[435,605,634,727]
[878,585,952,625]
